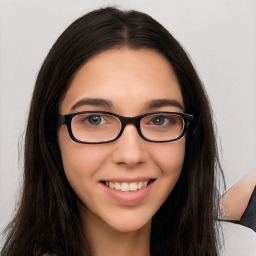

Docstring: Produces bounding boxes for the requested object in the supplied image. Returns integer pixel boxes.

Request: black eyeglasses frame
[58,111,194,144]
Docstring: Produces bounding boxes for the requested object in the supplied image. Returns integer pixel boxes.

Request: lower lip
[100,181,154,205]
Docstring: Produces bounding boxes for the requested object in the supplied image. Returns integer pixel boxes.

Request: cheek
[150,138,186,175]
[57,126,106,186]
[146,139,185,215]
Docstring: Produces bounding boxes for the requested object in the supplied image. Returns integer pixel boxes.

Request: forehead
[59,48,184,114]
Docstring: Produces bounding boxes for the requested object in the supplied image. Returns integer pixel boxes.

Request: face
[58,48,185,233]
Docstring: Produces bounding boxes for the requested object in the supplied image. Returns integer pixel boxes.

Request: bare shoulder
[222,167,256,221]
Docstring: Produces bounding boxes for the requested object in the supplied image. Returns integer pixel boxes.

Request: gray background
[1,0,256,242]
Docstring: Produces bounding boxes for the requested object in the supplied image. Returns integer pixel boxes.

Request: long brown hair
[1,7,224,256]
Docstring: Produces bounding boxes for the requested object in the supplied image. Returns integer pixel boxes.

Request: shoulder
[218,221,256,256]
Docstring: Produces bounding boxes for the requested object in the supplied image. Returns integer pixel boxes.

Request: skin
[222,168,256,221]
[58,48,186,256]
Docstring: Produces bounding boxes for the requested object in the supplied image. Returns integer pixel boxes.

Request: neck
[80,208,151,256]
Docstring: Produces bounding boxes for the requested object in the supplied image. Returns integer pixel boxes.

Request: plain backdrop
[0,0,256,243]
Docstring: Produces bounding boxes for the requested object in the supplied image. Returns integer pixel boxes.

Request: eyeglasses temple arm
[58,115,65,125]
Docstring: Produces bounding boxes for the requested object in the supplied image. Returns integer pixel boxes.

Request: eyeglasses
[58,111,194,144]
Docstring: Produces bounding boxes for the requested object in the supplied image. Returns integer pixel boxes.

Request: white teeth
[129,182,137,191]
[109,182,115,189]
[114,182,121,190]
[137,181,143,189]
[142,181,148,188]
[104,180,150,192]
[121,182,129,192]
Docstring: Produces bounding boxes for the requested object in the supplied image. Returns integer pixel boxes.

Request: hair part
[1,7,224,256]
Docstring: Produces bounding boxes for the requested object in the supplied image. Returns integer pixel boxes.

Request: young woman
[1,7,225,256]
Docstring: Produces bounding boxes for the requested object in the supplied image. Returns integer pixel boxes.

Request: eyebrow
[145,99,184,111]
[71,98,113,111]
[71,97,184,112]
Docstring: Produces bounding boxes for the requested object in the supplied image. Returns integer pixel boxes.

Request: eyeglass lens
[71,112,184,143]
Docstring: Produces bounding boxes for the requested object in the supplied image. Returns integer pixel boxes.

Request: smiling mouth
[101,180,155,192]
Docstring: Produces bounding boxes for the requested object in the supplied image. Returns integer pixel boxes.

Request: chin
[109,219,151,233]
[101,210,153,233]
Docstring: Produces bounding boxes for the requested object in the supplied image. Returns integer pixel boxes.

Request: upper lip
[100,177,155,183]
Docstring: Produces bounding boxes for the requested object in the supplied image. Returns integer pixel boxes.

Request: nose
[111,124,147,167]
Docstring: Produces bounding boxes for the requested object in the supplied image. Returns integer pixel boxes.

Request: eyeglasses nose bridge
[124,116,139,124]
[119,116,142,136]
